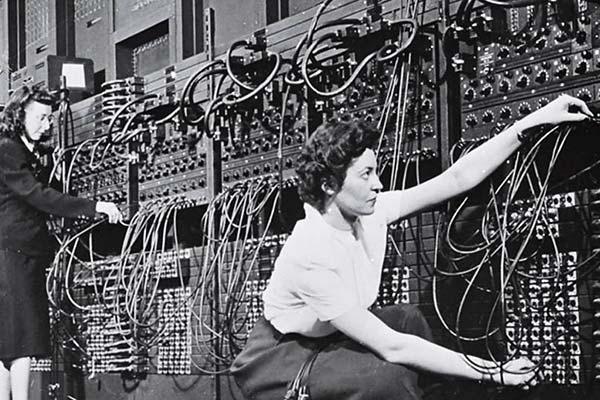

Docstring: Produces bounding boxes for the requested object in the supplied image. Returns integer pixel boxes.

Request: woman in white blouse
[231,95,592,400]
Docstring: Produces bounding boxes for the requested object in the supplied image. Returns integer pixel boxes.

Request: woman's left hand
[516,94,593,131]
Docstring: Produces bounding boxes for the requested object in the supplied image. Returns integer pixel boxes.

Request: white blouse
[263,193,397,337]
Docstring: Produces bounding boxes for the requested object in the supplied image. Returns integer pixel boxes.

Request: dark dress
[231,303,434,400]
[0,137,97,359]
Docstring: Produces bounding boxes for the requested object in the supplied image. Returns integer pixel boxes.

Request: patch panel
[505,251,582,383]
[157,287,192,375]
[30,357,52,372]
[84,304,144,375]
[243,278,271,336]
[377,266,411,307]
[138,140,208,204]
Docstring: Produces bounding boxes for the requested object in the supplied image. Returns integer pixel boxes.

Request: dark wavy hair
[0,85,55,140]
[296,117,380,212]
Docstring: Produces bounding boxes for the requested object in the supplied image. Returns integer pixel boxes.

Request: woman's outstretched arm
[332,307,536,386]
[377,94,593,224]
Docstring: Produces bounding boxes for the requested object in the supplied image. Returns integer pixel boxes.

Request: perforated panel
[74,0,106,22]
[132,0,161,12]
[113,0,174,31]
[132,34,170,76]
[25,0,49,46]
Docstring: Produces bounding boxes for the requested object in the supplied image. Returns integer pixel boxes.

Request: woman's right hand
[515,94,593,131]
[96,201,123,224]
[490,357,539,388]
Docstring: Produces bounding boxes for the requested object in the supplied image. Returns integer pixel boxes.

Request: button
[535,71,547,84]
[499,80,510,93]
[482,111,494,123]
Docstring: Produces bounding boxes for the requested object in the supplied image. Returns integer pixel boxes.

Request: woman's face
[332,148,383,217]
[23,100,53,142]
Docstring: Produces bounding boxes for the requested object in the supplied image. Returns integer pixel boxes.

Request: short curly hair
[296,118,380,212]
[0,85,55,140]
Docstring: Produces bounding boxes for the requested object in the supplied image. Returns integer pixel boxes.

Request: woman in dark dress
[0,85,122,400]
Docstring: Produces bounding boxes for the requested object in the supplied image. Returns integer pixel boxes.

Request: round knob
[518,102,532,115]
[485,75,496,84]
[516,75,529,88]
[577,89,592,102]
[541,61,551,70]
[554,66,568,79]
[469,79,480,88]
[535,70,548,84]
[534,38,547,50]
[348,89,362,106]
[555,31,568,43]
[499,80,511,93]
[522,66,532,75]
[464,88,475,101]
[465,115,478,127]
[515,44,527,55]
[582,50,593,60]
[575,61,588,75]
[421,99,432,112]
[500,107,512,119]
[503,70,513,78]
[480,84,493,97]
[537,98,549,108]
[560,56,571,65]
[482,111,494,123]
[498,47,510,59]
[576,31,587,45]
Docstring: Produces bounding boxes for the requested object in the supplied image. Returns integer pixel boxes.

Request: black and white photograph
[1,1,600,399]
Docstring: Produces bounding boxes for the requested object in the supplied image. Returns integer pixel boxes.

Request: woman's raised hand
[516,94,593,131]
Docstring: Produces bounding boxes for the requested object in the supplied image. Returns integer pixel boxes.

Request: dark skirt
[0,248,51,359]
[231,304,434,400]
